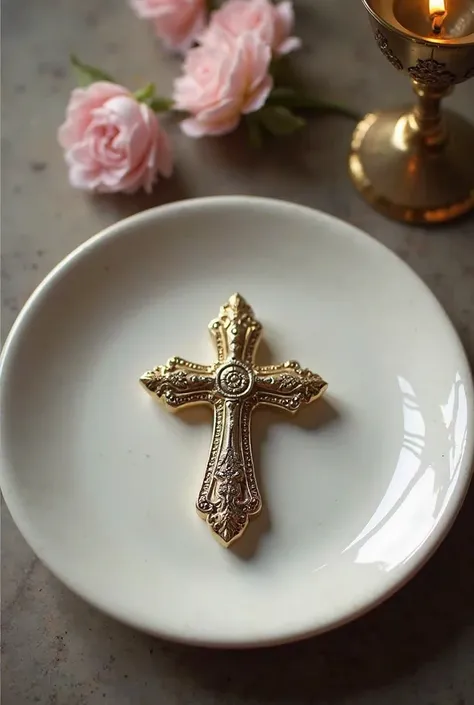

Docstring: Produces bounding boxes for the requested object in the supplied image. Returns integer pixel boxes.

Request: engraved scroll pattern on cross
[140,294,327,547]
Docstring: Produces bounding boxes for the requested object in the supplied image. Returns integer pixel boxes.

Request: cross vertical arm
[209,293,262,364]
[196,398,262,546]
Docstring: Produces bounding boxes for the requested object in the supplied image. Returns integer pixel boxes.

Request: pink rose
[58,82,172,194]
[130,0,206,53]
[173,31,273,138]
[201,0,301,56]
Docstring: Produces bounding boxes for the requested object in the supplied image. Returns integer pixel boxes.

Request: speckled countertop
[2,1,474,703]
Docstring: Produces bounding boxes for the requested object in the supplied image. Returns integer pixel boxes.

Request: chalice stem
[411,80,453,147]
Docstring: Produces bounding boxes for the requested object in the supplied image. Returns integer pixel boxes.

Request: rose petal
[276,36,302,56]
[131,0,206,53]
[241,74,273,114]
[180,115,240,137]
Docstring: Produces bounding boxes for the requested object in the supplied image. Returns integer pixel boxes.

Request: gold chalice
[349,0,474,224]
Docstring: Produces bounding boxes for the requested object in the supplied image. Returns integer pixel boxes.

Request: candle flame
[429,0,447,34]
[429,0,446,13]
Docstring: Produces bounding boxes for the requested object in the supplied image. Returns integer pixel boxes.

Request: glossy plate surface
[1,197,472,647]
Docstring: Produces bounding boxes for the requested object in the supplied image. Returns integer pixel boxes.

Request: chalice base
[349,108,474,224]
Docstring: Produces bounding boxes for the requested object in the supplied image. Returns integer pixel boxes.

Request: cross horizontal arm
[140,356,216,409]
[255,361,327,412]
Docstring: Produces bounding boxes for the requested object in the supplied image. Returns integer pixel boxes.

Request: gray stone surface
[2,0,474,703]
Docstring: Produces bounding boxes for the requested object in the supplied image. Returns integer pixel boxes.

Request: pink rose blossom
[130,0,206,52]
[173,30,273,138]
[58,82,172,194]
[200,0,301,56]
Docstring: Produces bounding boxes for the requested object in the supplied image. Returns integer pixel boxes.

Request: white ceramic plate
[1,197,473,648]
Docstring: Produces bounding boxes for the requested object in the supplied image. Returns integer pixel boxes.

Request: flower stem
[266,87,361,121]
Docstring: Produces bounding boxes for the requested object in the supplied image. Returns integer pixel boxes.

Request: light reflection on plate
[344,373,469,572]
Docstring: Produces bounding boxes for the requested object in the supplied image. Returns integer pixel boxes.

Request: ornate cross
[140,294,327,547]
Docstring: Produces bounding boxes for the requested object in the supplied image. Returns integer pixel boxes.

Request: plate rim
[1,195,473,648]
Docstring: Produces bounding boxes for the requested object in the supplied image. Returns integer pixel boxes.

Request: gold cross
[140,294,327,547]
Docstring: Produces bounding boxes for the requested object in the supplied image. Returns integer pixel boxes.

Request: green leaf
[133,84,173,112]
[258,106,306,136]
[245,114,263,148]
[148,97,174,113]
[266,87,361,121]
[70,54,115,87]
[133,82,156,104]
